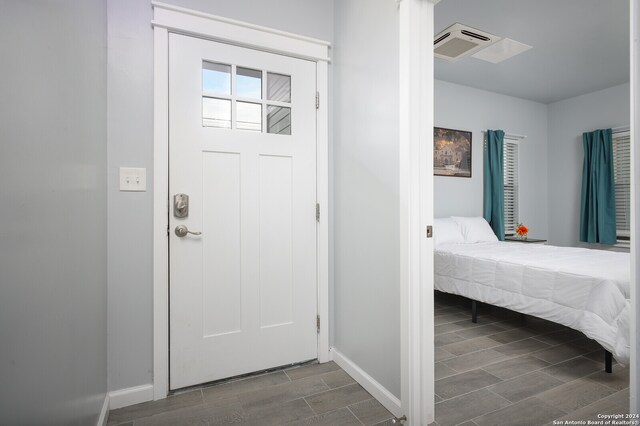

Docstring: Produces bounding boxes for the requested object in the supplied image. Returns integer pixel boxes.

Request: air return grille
[434,23,498,62]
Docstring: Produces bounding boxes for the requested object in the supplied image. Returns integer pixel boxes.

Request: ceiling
[434,0,630,104]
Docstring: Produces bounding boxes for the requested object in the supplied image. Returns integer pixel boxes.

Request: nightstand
[504,236,547,244]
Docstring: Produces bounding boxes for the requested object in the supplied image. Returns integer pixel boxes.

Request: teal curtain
[580,128,617,244]
[483,129,505,240]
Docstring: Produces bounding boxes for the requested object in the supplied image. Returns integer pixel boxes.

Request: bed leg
[471,300,477,323]
[605,350,613,373]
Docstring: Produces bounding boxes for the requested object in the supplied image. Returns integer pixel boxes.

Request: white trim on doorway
[152,23,170,402]
[152,3,331,401]
[630,0,639,414]
[398,0,436,424]
[151,2,330,62]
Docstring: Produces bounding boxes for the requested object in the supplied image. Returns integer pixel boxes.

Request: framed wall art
[434,127,472,178]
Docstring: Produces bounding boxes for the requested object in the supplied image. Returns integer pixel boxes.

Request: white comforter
[435,242,631,364]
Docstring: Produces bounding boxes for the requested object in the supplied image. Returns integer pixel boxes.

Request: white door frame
[151,1,330,400]
[631,0,639,414]
[410,0,640,420]
[399,0,436,424]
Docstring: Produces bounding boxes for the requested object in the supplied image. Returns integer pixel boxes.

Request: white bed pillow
[433,218,465,247]
[451,216,499,243]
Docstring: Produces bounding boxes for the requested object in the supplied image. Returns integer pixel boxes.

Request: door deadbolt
[174,193,189,218]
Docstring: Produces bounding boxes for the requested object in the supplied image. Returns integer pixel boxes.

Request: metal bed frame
[470,299,613,373]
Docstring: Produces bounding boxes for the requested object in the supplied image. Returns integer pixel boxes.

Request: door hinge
[426,225,433,238]
[167,225,170,237]
[316,315,321,333]
[315,92,320,109]
[316,203,320,222]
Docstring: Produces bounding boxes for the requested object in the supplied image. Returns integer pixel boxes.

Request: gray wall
[434,80,549,239]
[333,0,401,398]
[547,83,630,247]
[107,0,334,392]
[0,1,108,424]
[107,0,155,393]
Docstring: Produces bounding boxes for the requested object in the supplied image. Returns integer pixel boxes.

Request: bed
[434,217,631,367]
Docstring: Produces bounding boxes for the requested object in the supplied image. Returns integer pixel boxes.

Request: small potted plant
[515,223,529,240]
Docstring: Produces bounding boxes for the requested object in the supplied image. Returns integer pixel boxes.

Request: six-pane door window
[202,61,292,135]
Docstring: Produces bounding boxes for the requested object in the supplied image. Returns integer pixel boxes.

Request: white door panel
[169,34,317,389]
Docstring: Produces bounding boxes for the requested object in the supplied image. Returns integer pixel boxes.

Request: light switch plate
[119,167,147,191]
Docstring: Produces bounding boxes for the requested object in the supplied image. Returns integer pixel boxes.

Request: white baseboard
[97,394,109,426]
[108,384,154,410]
[330,348,402,417]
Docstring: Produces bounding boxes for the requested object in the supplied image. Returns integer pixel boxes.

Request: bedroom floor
[434,292,630,426]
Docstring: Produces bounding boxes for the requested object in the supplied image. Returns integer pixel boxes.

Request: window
[202,61,292,135]
[612,131,631,243]
[503,140,519,235]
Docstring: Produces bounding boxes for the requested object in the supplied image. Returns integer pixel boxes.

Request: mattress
[435,242,631,364]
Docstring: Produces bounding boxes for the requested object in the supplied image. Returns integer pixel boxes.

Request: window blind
[612,131,631,240]
[503,140,519,235]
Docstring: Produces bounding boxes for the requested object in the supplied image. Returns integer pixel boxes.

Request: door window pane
[237,102,262,132]
[267,106,291,135]
[236,67,262,99]
[267,73,291,103]
[203,97,231,128]
[203,62,231,95]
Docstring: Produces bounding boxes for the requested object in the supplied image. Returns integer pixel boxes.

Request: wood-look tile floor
[107,292,632,426]
[433,292,631,426]
[107,362,395,426]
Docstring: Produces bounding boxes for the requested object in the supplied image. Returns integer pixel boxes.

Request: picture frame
[434,127,472,178]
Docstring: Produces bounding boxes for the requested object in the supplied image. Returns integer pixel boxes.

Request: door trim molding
[152,2,330,62]
[630,0,639,414]
[152,5,331,400]
[399,0,435,424]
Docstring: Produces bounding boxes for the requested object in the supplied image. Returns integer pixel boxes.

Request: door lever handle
[175,225,202,238]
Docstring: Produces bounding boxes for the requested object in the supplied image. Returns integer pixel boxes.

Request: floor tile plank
[285,362,341,381]
[441,336,501,356]
[481,355,551,381]
[238,375,329,413]
[488,371,564,403]
[285,407,362,426]
[472,397,565,426]
[202,371,291,402]
[348,398,394,425]
[443,349,512,373]
[435,388,511,426]
[107,389,203,424]
[435,362,458,380]
[492,337,551,357]
[550,398,628,424]
[304,383,371,415]
[536,378,617,412]
[584,364,630,391]
[320,369,356,389]
[241,398,315,426]
[540,356,602,382]
[435,369,502,400]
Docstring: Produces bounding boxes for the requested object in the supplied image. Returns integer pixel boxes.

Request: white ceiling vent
[434,23,499,62]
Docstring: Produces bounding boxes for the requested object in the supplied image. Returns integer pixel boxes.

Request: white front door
[168,33,318,390]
